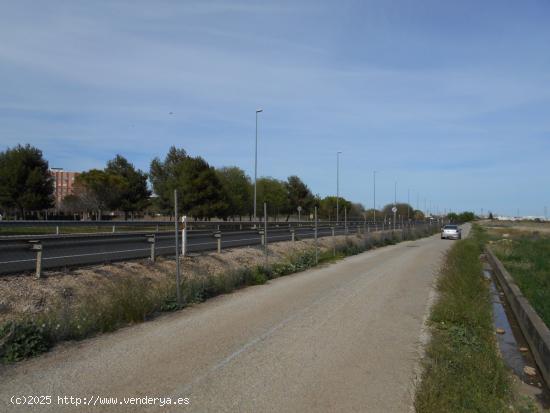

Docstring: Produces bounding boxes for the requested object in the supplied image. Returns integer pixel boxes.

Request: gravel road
[0,226,468,412]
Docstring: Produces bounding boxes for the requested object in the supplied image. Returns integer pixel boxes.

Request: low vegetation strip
[0,226,438,363]
[415,226,514,412]
[491,235,550,329]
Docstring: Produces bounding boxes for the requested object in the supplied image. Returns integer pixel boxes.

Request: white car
[441,224,461,240]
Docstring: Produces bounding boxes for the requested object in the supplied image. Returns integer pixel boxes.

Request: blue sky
[1,0,549,216]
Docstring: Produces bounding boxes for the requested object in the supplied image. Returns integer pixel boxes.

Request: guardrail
[0,221,440,275]
[0,221,444,276]
[0,219,443,235]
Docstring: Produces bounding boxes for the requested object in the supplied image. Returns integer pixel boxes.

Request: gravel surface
[0,230,461,413]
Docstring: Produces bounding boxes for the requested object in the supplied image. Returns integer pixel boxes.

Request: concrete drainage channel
[482,253,550,408]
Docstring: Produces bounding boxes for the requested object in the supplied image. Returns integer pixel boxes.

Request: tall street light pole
[373,171,377,223]
[336,151,342,224]
[407,188,410,221]
[253,108,263,222]
[393,181,397,230]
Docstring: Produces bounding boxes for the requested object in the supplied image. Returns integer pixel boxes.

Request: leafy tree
[60,194,83,215]
[488,212,494,220]
[381,203,414,220]
[150,147,188,215]
[105,155,150,219]
[318,196,352,221]
[349,202,366,220]
[216,166,252,219]
[364,209,381,220]
[284,175,315,220]
[0,144,54,218]
[458,211,476,222]
[447,212,459,223]
[256,177,288,219]
[150,147,229,219]
[74,170,126,219]
[180,156,229,219]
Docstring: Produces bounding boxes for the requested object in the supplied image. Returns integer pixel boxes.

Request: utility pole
[336,151,342,225]
[253,108,263,223]
[424,198,428,216]
[264,202,268,267]
[393,181,397,231]
[314,206,318,264]
[174,189,181,309]
[373,170,376,224]
[407,188,410,221]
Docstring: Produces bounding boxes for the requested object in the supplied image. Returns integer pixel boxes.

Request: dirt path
[0,228,466,413]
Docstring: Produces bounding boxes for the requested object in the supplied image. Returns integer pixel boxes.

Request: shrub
[0,320,51,362]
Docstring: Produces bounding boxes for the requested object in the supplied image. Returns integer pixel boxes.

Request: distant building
[50,168,80,209]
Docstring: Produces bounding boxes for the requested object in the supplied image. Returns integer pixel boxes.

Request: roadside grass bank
[489,232,550,329]
[0,225,438,363]
[415,225,518,412]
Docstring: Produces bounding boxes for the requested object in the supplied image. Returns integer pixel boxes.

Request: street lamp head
[256,109,263,113]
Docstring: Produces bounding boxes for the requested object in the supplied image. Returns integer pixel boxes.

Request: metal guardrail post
[290,228,295,242]
[259,229,265,246]
[331,226,336,256]
[214,231,222,253]
[112,225,116,233]
[181,216,187,256]
[344,208,348,234]
[146,234,156,262]
[29,240,42,278]
[56,225,59,235]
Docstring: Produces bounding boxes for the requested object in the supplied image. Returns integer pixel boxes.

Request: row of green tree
[447,211,476,223]
[0,144,435,221]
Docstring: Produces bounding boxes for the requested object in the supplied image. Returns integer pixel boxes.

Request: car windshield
[444,225,458,229]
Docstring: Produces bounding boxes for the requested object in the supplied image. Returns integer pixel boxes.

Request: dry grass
[0,233,380,323]
[1,226,437,362]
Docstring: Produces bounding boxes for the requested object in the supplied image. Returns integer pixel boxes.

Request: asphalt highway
[0,224,387,274]
[0,225,468,412]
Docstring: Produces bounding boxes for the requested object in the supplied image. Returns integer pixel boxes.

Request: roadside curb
[486,247,550,389]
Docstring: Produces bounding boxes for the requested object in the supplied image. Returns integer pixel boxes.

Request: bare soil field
[481,219,550,234]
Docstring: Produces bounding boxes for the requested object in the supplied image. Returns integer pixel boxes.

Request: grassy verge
[491,234,550,328]
[0,226,438,363]
[415,225,515,412]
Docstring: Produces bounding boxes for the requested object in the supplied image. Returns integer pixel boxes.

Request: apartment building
[50,168,80,209]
